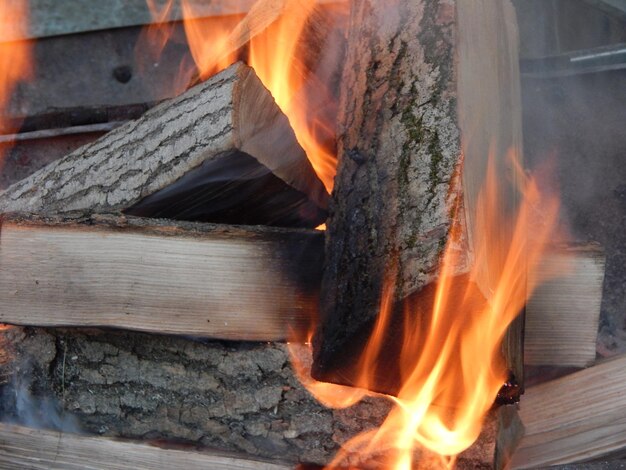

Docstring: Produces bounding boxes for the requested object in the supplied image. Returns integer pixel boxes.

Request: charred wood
[314,0,525,395]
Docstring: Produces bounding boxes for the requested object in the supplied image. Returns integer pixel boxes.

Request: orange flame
[292,151,560,469]
[141,0,343,191]
[0,1,31,363]
[0,0,33,165]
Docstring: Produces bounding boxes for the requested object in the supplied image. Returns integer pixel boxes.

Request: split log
[0,213,322,340]
[314,0,525,396]
[0,424,291,470]
[0,62,329,228]
[525,243,605,367]
[509,354,626,468]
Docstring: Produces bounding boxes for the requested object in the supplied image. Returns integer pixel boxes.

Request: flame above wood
[0,0,32,167]
[141,0,346,192]
[292,152,560,469]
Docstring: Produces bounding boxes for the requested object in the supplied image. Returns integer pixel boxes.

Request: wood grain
[0,214,323,340]
[510,354,626,468]
[0,423,290,470]
[457,0,526,390]
[525,244,605,367]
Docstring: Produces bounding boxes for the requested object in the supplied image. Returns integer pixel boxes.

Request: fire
[0,0,33,166]
[292,152,560,469]
[140,3,560,466]
[141,0,343,191]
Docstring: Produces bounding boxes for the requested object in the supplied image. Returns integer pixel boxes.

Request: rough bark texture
[314,0,525,396]
[0,326,503,468]
[0,327,390,466]
[314,0,465,381]
[0,62,328,228]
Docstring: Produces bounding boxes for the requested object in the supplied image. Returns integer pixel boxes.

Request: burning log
[0,423,291,470]
[0,325,516,469]
[508,354,626,468]
[314,0,525,394]
[0,62,329,228]
[525,243,605,367]
[0,213,322,340]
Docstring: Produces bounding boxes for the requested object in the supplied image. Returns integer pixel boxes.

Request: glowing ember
[0,0,33,167]
[142,0,343,191]
[292,151,560,469]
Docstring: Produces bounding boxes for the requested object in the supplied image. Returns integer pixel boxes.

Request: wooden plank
[510,354,626,468]
[0,423,290,470]
[0,213,323,340]
[457,0,526,393]
[0,62,329,228]
[525,244,605,367]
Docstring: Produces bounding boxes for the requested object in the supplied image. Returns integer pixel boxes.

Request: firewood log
[525,243,605,367]
[509,354,626,468]
[0,325,518,469]
[0,213,322,340]
[0,423,291,470]
[0,62,329,228]
[313,0,525,396]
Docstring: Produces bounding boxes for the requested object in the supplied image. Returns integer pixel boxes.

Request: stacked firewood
[0,0,618,469]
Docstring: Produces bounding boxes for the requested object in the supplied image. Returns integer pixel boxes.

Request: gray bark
[314,0,525,396]
[0,62,328,227]
[0,327,389,466]
[0,326,504,468]
[314,0,468,384]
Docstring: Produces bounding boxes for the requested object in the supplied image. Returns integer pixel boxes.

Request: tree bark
[0,326,512,469]
[0,62,329,228]
[314,0,525,397]
[0,326,391,467]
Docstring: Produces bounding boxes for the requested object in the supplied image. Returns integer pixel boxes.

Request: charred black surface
[125,150,327,229]
[313,274,519,402]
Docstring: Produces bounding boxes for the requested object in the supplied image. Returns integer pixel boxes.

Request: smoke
[1,373,81,433]
[512,0,626,355]
[0,353,81,433]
